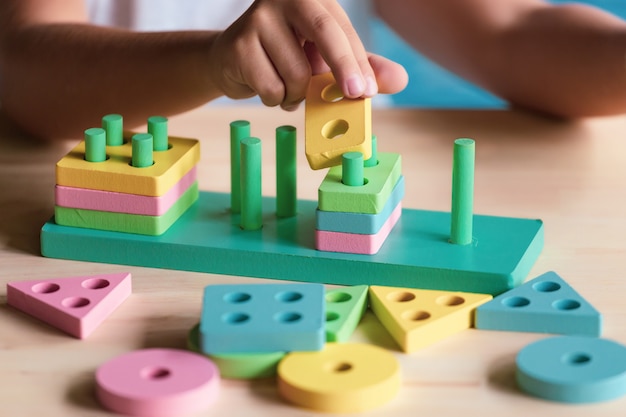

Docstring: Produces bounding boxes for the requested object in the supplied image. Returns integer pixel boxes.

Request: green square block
[318,152,401,214]
[54,182,199,236]
[41,191,544,296]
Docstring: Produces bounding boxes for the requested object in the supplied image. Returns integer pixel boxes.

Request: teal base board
[41,191,544,296]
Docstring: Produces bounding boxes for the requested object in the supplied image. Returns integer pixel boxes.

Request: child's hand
[208,0,408,111]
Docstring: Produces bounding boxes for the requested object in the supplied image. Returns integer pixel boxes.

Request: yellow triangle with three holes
[369,286,492,353]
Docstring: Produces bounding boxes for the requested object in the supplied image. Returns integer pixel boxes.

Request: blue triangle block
[475,271,602,336]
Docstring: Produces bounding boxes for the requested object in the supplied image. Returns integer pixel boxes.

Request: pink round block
[96,348,220,417]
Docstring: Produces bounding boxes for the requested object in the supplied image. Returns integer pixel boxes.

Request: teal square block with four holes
[199,283,325,354]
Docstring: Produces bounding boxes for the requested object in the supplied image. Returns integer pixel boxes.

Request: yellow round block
[277,343,401,413]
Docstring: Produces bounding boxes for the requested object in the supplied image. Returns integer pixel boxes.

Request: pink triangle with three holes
[7,272,132,338]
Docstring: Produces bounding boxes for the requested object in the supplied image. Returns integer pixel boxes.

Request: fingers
[288,0,377,98]
[258,15,312,110]
[304,41,330,75]
[368,53,409,95]
[238,38,287,108]
[214,0,405,110]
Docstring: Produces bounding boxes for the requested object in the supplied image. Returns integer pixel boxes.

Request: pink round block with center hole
[96,348,220,417]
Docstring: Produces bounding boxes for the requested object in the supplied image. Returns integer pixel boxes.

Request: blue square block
[199,283,325,354]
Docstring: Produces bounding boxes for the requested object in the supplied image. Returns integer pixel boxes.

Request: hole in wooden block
[31,283,60,294]
[224,292,252,303]
[62,297,90,308]
[82,278,110,290]
[326,292,352,303]
[561,352,592,366]
[502,296,531,308]
[326,362,353,373]
[322,119,349,140]
[276,291,303,303]
[140,366,172,380]
[552,299,581,311]
[402,310,431,321]
[275,311,302,323]
[436,295,465,306]
[223,312,250,324]
[388,292,415,303]
[533,281,561,293]
[326,311,340,322]
[321,83,344,103]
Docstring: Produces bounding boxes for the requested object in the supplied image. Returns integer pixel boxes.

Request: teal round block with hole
[516,336,626,403]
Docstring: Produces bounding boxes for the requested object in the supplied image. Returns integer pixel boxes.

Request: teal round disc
[516,336,626,403]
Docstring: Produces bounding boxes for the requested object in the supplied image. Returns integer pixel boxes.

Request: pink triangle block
[7,272,132,339]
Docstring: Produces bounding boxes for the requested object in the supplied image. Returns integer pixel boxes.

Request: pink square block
[7,272,132,338]
[316,203,402,255]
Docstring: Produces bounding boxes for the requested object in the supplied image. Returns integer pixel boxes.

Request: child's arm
[376,0,626,118]
[0,0,407,140]
[0,0,224,140]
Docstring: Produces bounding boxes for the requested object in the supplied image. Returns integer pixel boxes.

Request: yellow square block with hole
[369,286,492,353]
[305,73,371,170]
[56,133,200,197]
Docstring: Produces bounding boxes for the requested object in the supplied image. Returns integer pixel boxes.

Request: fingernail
[346,75,365,97]
[365,76,378,97]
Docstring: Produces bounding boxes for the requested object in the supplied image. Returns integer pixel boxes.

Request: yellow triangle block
[369,286,492,353]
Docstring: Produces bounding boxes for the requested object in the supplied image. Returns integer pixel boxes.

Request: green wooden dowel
[84,128,106,162]
[240,137,262,230]
[450,138,475,245]
[102,114,123,146]
[148,116,169,151]
[342,152,364,186]
[276,125,297,218]
[131,133,154,168]
[230,120,250,214]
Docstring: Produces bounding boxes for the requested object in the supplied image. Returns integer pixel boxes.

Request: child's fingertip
[364,75,378,97]
[346,75,365,97]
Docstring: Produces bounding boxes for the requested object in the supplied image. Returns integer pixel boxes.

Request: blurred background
[371,0,626,108]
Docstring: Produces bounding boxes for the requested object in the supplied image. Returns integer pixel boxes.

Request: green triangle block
[325,285,369,342]
[476,271,602,336]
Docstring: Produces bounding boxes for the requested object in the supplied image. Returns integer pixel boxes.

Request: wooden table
[1,106,625,416]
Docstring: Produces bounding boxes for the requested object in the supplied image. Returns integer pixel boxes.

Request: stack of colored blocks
[54,115,200,236]
[316,140,404,255]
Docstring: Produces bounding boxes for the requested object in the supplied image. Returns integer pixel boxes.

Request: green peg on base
[84,128,106,162]
[450,138,475,245]
[276,125,297,218]
[131,133,154,168]
[240,137,262,230]
[102,114,123,146]
[230,120,250,214]
[148,116,169,151]
[342,152,364,186]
